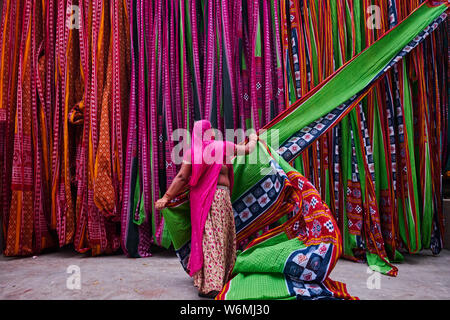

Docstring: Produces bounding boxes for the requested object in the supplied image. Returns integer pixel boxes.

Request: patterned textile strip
[91,0,121,253]
[395,60,422,254]
[239,1,252,129]
[270,0,285,116]
[213,0,223,131]
[299,0,313,93]
[42,0,55,234]
[202,0,214,122]
[50,0,62,243]
[136,0,148,226]
[352,104,398,275]
[120,0,140,257]
[0,0,446,266]
[344,120,365,262]
[411,44,434,249]
[150,0,163,247]
[332,123,343,231]
[44,0,55,152]
[93,1,115,218]
[248,0,260,130]
[329,0,346,234]
[315,0,336,215]
[87,0,110,255]
[428,27,446,253]
[444,20,450,171]
[0,0,20,247]
[180,0,190,131]
[162,0,176,198]
[31,0,52,253]
[288,0,304,100]
[6,0,34,256]
[311,1,331,202]
[36,8,50,244]
[189,0,203,120]
[279,0,295,106]
[159,0,176,249]
[262,0,272,126]
[0,0,5,239]
[111,0,129,224]
[137,0,152,255]
[171,0,183,132]
[63,0,77,247]
[221,0,234,130]
[0,2,5,249]
[372,81,401,261]
[73,0,91,254]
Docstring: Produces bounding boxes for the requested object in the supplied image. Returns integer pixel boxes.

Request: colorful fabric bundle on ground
[164,143,357,300]
[218,163,355,300]
[162,1,448,299]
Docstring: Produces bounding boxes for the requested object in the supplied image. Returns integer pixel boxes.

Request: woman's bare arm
[155,162,192,210]
[234,133,258,156]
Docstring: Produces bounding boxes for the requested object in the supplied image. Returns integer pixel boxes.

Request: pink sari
[187,120,234,277]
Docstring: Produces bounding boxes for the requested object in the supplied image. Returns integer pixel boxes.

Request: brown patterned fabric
[94,35,115,216]
[192,187,237,295]
[7,0,34,256]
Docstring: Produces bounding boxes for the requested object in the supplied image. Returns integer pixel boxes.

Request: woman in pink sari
[155,120,258,298]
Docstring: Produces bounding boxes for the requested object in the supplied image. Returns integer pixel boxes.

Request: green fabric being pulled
[224,235,304,300]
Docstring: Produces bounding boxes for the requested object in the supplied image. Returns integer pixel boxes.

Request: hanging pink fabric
[188,120,234,277]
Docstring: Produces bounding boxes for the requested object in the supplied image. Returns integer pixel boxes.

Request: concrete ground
[1,247,449,300]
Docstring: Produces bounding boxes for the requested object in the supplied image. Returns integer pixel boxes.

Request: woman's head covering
[190,120,214,186]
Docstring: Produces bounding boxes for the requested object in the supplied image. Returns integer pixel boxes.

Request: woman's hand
[237,132,258,146]
[257,129,268,141]
[155,195,170,210]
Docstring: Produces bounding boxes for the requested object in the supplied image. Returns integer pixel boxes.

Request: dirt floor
[1,247,449,300]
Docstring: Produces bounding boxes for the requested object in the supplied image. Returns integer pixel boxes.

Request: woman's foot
[198,291,219,299]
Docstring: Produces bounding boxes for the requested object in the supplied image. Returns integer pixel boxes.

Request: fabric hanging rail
[0,0,448,298]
